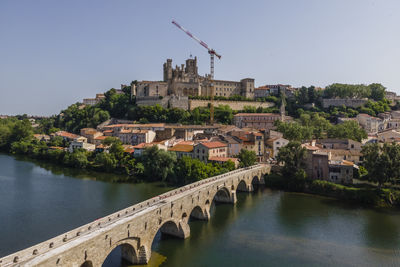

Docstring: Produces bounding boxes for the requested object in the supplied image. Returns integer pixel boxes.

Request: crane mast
[172,20,221,124]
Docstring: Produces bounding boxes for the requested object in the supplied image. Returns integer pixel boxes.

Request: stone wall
[189,99,274,111]
[322,98,368,108]
[136,96,189,110]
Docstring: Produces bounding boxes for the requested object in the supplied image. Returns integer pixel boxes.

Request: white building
[266,137,289,158]
[69,136,95,153]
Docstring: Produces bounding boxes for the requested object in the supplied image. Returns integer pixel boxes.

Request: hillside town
[29,98,400,186]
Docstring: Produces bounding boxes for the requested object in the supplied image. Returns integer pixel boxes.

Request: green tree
[238,149,257,167]
[369,83,386,101]
[362,143,400,188]
[63,149,89,168]
[141,146,177,182]
[327,121,367,142]
[276,141,307,177]
[94,152,117,172]
[174,156,208,184]
[10,119,33,143]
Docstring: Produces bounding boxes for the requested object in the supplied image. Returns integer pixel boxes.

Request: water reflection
[363,210,400,249]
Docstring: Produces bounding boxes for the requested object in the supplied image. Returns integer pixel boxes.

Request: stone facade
[135,57,255,99]
[233,113,282,130]
[0,165,270,267]
[322,98,368,108]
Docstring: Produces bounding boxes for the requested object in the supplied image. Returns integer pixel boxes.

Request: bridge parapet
[0,164,270,267]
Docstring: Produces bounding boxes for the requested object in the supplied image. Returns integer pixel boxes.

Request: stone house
[254,86,270,98]
[377,129,400,143]
[239,132,265,160]
[168,144,194,159]
[328,160,355,184]
[193,142,228,163]
[219,135,242,157]
[117,129,156,146]
[233,113,282,130]
[80,128,103,144]
[317,139,362,150]
[311,152,330,180]
[356,114,383,134]
[319,149,363,165]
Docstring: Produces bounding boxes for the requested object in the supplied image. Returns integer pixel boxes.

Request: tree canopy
[361,143,400,188]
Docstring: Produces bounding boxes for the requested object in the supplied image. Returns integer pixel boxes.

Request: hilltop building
[134,57,255,99]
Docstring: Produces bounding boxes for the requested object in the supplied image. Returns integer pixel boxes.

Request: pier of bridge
[0,164,270,267]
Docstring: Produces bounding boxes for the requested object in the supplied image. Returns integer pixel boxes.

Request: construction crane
[172,19,221,124]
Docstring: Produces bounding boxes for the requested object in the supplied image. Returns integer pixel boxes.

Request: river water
[1,154,400,266]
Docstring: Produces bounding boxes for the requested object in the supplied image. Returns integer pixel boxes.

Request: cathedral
[134,57,255,99]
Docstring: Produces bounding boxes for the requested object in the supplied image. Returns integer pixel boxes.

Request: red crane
[172,20,221,124]
[172,20,221,79]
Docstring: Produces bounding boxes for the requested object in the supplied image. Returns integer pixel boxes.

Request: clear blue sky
[1,0,399,116]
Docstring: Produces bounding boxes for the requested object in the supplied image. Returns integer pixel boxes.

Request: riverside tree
[361,143,400,188]
[276,141,307,191]
[238,149,257,167]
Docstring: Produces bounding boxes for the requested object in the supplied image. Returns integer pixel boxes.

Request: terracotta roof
[133,143,158,149]
[169,144,194,152]
[199,141,227,149]
[94,136,107,140]
[124,148,134,153]
[177,140,195,145]
[55,131,79,139]
[103,130,113,133]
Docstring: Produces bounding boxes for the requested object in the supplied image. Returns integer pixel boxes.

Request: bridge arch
[212,186,234,204]
[100,239,138,267]
[189,205,209,221]
[236,180,248,192]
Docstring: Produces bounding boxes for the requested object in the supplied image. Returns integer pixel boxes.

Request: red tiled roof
[199,141,227,149]
[55,131,79,139]
[133,143,157,149]
[169,144,194,152]
[94,136,107,140]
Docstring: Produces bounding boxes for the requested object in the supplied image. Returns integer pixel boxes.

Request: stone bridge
[0,164,270,267]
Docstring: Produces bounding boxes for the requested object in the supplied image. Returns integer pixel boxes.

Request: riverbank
[265,173,400,209]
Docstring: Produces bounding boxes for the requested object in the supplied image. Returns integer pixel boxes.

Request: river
[1,153,400,266]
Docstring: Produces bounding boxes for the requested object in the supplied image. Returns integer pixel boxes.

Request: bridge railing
[0,164,266,266]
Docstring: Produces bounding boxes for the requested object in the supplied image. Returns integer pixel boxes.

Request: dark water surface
[1,154,400,266]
